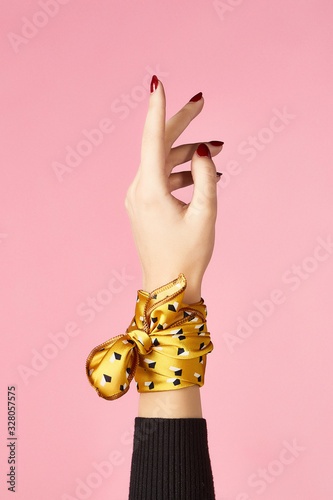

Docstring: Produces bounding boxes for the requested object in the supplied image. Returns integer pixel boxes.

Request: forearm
[138,385,202,418]
[142,276,202,304]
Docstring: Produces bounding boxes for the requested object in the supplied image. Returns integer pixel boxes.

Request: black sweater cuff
[129,417,215,500]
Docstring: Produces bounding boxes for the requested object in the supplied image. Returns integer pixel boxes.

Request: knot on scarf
[127,329,152,355]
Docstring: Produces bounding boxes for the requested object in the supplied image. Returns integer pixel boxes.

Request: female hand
[125,76,223,303]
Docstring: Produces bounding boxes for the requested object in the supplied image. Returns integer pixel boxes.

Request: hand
[125,76,223,304]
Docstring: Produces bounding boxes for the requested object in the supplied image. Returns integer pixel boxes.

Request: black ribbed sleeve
[128,417,215,500]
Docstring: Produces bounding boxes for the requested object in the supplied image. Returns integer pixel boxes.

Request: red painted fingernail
[150,75,158,93]
[216,172,223,176]
[196,143,211,158]
[210,141,224,147]
[189,92,203,102]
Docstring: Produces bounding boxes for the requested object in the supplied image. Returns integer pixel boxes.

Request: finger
[168,171,193,191]
[165,92,204,154]
[166,141,223,175]
[140,75,166,181]
[169,169,222,193]
[188,143,218,218]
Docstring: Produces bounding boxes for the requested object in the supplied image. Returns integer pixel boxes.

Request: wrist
[142,274,201,304]
[183,286,201,304]
[138,386,202,418]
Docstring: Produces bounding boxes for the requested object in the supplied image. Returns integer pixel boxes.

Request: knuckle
[125,187,132,202]
[125,172,165,209]
[124,196,130,211]
[126,182,156,207]
[125,183,136,210]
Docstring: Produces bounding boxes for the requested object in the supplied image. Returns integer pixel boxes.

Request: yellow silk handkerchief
[86,274,213,400]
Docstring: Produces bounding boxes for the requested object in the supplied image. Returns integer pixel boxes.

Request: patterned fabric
[85,274,213,400]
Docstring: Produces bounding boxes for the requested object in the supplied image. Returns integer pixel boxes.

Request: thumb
[188,143,220,218]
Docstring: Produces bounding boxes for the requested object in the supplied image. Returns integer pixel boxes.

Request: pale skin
[125,77,223,418]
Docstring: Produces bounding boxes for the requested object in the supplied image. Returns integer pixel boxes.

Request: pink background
[1,1,333,498]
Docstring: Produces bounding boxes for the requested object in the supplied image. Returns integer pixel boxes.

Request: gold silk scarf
[85,274,213,400]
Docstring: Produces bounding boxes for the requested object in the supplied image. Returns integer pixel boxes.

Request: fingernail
[150,75,158,93]
[209,141,224,147]
[189,92,203,102]
[216,172,223,177]
[196,143,211,158]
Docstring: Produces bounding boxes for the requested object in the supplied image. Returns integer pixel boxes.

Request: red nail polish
[189,92,203,102]
[210,141,224,147]
[150,75,158,93]
[216,172,223,176]
[196,143,211,158]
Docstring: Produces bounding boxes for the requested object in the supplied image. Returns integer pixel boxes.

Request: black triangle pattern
[168,303,177,312]
[174,328,183,335]
[146,360,156,369]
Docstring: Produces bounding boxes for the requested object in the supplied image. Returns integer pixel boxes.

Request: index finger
[140,76,166,182]
[165,92,204,153]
